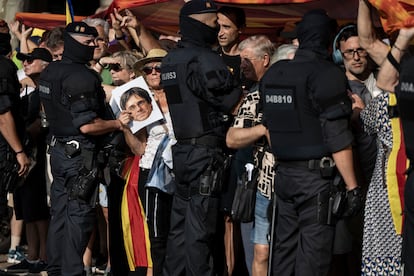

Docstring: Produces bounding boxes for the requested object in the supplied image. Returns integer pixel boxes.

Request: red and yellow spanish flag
[121,156,152,270]
[387,93,410,235]
[368,0,414,33]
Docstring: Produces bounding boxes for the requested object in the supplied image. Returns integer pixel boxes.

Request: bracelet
[387,51,400,71]
[15,150,24,155]
[393,44,406,52]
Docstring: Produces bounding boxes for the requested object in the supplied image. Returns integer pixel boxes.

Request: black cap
[17,48,53,63]
[65,21,98,37]
[180,0,217,17]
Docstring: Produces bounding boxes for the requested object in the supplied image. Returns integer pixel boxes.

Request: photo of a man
[110,77,163,133]
[120,87,153,122]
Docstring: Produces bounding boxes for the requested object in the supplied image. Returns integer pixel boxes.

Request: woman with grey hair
[271,43,298,64]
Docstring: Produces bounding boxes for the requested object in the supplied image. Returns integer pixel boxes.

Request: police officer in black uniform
[375,26,414,276]
[38,22,125,276]
[160,0,242,275]
[260,10,361,276]
[0,21,30,218]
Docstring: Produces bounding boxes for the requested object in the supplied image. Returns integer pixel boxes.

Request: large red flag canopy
[15,0,359,39]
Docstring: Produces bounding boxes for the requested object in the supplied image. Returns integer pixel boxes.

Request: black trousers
[403,168,414,275]
[47,144,96,276]
[163,144,221,276]
[272,165,335,276]
[138,169,173,276]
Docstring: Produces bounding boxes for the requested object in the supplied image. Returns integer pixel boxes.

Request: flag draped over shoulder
[368,0,414,33]
[66,0,74,24]
[121,156,152,270]
[386,93,409,234]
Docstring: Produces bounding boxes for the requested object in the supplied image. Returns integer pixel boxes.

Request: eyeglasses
[142,65,161,75]
[342,48,367,59]
[108,63,123,72]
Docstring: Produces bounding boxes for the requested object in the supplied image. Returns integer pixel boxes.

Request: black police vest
[261,59,331,160]
[39,62,105,138]
[396,57,414,161]
[161,47,228,140]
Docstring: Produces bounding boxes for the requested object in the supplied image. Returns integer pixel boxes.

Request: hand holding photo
[110,77,163,133]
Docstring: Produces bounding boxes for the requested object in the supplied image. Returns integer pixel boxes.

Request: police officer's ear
[263,53,270,68]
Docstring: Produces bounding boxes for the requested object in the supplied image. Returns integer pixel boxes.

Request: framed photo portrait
[110,77,163,133]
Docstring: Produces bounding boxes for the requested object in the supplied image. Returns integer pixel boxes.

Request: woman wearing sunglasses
[128,48,176,276]
[94,50,143,102]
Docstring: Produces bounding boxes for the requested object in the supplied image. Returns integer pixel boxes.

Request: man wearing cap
[0,19,31,220]
[160,0,242,275]
[261,10,361,275]
[5,47,52,274]
[38,22,128,276]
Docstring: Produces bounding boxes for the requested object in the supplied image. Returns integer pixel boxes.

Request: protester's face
[23,58,47,77]
[110,59,131,86]
[51,45,64,61]
[240,47,267,82]
[340,36,368,77]
[143,61,162,90]
[125,94,153,121]
[93,25,108,60]
[217,13,240,48]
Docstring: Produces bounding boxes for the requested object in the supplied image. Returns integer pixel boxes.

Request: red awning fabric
[15,0,360,38]
[106,0,359,37]
[16,0,414,36]
[14,13,87,30]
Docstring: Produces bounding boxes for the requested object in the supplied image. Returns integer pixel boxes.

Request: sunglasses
[142,65,161,75]
[108,63,123,72]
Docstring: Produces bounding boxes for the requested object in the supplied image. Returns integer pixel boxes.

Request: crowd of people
[1,0,414,275]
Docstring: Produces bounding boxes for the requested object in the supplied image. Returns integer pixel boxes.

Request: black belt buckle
[319,157,335,178]
[64,140,81,158]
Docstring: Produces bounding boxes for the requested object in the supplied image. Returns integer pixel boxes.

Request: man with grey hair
[227,35,277,276]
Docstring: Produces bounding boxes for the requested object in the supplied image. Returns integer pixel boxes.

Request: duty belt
[278,157,335,170]
[178,136,224,148]
[51,136,80,148]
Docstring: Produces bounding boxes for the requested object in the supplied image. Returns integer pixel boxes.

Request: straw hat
[133,48,167,72]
